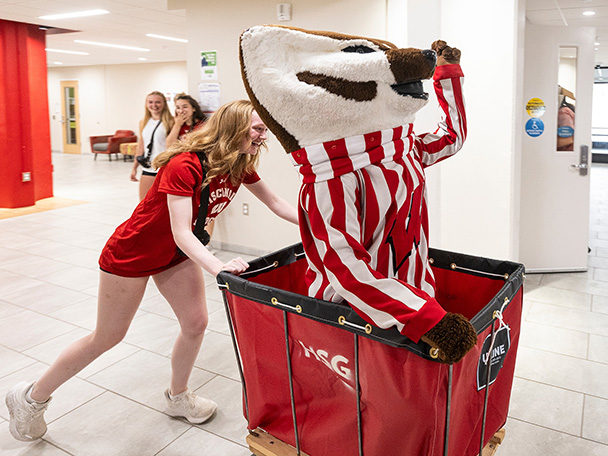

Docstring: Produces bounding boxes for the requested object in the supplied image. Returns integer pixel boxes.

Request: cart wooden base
[481,428,506,456]
[247,427,506,456]
[247,428,310,456]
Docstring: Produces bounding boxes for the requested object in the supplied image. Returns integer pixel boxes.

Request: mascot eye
[342,45,376,54]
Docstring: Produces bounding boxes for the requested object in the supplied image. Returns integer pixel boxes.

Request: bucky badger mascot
[240,25,476,363]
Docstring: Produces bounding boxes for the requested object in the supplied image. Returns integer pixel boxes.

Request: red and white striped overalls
[290,64,466,342]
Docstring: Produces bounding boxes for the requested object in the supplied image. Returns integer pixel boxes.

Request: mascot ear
[432,40,461,65]
[420,313,477,364]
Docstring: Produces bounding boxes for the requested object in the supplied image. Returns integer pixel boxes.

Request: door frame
[60,80,81,154]
[519,24,595,272]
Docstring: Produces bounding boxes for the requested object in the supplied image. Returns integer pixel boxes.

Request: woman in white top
[131,91,177,200]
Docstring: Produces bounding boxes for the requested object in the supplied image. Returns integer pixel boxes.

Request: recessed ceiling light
[595,42,601,46]
[583,11,596,16]
[39,9,109,20]
[138,57,148,61]
[74,40,150,52]
[146,33,188,43]
[53,62,63,65]
[46,48,89,55]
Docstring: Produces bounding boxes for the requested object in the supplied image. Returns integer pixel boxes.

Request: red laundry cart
[217,243,524,456]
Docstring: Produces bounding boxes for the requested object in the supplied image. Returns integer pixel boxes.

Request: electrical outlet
[22,172,31,182]
[242,203,249,215]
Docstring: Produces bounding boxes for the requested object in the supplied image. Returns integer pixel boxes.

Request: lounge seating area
[89,130,137,161]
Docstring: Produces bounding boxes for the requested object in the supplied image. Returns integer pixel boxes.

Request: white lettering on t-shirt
[210,201,228,215]
[209,188,236,202]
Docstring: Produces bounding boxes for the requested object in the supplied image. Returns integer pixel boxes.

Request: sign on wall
[199,82,220,115]
[201,50,218,80]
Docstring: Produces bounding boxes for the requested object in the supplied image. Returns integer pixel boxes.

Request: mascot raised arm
[240,25,476,364]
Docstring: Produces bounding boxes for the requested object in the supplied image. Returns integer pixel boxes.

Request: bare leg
[153,260,208,395]
[30,271,148,401]
[139,174,156,201]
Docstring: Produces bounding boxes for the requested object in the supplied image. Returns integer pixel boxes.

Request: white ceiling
[0,0,607,69]
[0,0,188,66]
[527,0,608,67]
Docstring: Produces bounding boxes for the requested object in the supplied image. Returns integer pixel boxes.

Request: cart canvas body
[218,243,524,456]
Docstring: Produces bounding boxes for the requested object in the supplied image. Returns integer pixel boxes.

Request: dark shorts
[141,170,157,177]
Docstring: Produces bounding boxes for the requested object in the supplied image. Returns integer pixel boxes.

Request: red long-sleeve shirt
[291,64,466,342]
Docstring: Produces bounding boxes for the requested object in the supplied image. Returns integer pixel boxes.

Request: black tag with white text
[477,325,510,391]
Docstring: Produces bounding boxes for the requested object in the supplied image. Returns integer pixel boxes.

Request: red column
[0,19,53,208]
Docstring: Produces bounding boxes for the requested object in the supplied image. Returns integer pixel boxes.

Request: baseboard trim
[208,241,271,258]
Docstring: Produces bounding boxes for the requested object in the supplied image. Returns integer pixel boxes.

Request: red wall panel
[0,19,53,208]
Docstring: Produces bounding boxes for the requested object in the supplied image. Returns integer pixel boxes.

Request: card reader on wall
[277,3,292,21]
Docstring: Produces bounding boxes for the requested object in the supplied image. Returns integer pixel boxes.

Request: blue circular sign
[557,126,574,138]
[525,118,544,137]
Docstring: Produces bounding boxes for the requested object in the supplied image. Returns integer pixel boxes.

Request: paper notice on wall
[201,51,218,80]
[198,82,220,115]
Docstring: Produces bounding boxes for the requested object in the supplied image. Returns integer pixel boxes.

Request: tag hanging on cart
[477,325,511,391]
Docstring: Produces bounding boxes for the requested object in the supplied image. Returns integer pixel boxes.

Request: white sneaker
[164,389,217,424]
[5,381,51,441]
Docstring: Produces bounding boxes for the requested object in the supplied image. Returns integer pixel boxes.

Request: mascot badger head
[239,25,438,153]
[240,25,476,364]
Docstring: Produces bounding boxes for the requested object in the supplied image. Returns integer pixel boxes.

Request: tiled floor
[0,153,606,456]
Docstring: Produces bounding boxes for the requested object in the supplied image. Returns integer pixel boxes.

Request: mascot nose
[423,49,437,67]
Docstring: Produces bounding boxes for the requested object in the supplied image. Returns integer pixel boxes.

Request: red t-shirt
[178,120,204,140]
[99,152,260,277]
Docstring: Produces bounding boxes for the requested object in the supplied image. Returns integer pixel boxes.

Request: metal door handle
[570,145,589,176]
[569,163,588,170]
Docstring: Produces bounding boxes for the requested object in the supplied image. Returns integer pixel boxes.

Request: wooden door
[60,80,81,154]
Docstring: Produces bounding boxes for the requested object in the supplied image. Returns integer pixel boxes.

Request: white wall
[393,0,523,260]
[409,0,522,261]
[559,58,577,97]
[47,61,187,153]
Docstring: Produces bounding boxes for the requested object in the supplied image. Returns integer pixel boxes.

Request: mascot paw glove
[431,40,461,66]
[421,312,477,364]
